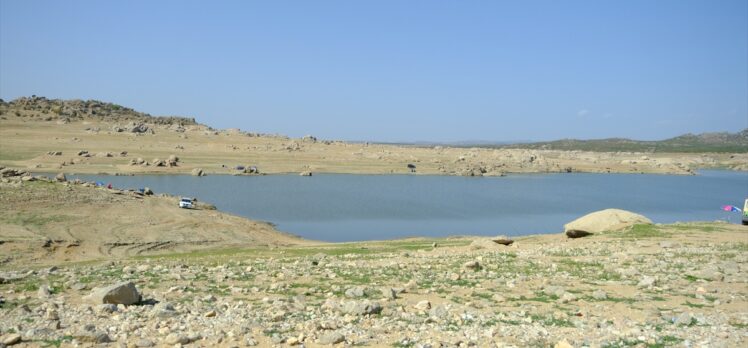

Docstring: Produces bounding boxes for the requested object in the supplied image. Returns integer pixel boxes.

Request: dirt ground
[0,177,309,267]
[2,115,746,177]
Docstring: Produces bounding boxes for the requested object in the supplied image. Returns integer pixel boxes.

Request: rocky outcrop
[3,96,197,126]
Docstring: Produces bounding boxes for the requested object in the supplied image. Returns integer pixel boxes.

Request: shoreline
[31,167,745,178]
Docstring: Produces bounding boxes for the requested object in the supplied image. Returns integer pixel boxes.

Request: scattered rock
[300,171,312,176]
[554,339,574,348]
[566,230,593,238]
[318,331,345,345]
[37,284,51,298]
[84,281,141,305]
[414,300,431,311]
[342,300,382,315]
[151,302,178,318]
[167,154,179,167]
[191,168,205,176]
[344,286,366,298]
[164,333,190,345]
[463,260,481,270]
[637,275,657,288]
[2,333,21,345]
[134,338,155,347]
[491,235,514,245]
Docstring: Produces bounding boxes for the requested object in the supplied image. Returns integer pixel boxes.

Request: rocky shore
[1,217,747,347]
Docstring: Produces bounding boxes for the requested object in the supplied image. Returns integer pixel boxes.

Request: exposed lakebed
[67,171,747,242]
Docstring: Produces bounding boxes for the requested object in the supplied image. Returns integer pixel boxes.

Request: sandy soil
[0,175,309,267]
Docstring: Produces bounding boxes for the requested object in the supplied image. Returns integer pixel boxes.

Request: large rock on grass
[564,209,652,238]
[84,281,141,305]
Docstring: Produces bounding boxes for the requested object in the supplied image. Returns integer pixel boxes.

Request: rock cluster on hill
[0,96,196,126]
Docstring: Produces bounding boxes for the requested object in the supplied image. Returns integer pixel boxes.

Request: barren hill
[1,96,747,175]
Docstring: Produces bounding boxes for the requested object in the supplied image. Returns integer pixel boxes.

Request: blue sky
[1,0,746,142]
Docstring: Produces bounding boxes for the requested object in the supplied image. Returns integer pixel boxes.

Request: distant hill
[0,96,197,126]
[495,130,748,153]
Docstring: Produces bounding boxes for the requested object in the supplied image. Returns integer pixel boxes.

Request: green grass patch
[683,301,709,308]
[650,336,684,348]
[16,279,40,292]
[529,314,575,327]
[136,239,470,261]
[515,293,558,303]
[392,340,416,348]
[614,224,669,239]
[38,336,74,348]
[668,223,726,233]
[0,212,71,230]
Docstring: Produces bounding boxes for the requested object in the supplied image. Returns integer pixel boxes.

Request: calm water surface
[67,171,748,242]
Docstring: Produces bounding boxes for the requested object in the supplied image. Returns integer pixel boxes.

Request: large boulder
[191,168,205,176]
[564,209,652,238]
[84,281,141,305]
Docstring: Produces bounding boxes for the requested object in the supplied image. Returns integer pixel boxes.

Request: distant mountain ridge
[497,129,748,153]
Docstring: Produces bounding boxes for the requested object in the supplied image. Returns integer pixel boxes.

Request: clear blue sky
[1,0,746,142]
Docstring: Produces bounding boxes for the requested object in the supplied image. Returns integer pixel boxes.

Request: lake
[66,171,748,242]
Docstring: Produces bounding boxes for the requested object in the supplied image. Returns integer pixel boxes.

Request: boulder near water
[564,208,652,238]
